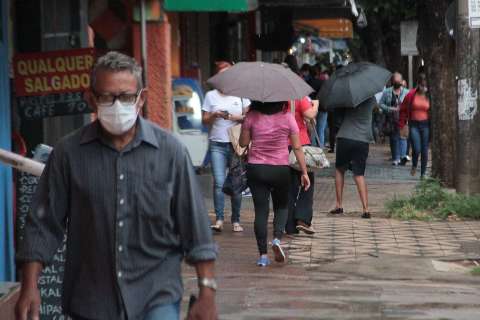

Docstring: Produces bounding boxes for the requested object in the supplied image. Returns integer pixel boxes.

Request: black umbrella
[318,62,391,109]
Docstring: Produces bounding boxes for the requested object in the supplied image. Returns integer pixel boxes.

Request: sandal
[361,212,371,219]
[296,221,316,235]
[329,208,344,215]
[232,222,244,232]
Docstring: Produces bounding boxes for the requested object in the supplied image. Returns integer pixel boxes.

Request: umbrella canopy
[318,62,391,109]
[207,62,313,102]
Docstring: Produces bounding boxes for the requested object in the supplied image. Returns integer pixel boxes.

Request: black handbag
[222,152,248,196]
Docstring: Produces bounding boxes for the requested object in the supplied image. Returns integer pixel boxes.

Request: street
[183,144,480,320]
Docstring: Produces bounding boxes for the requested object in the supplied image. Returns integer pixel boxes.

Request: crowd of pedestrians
[14,50,432,320]
[203,59,432,269]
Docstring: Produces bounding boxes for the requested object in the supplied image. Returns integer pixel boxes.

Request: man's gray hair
[91,51,144,90]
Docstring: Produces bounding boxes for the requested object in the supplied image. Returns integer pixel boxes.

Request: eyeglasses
[93,89,143,107]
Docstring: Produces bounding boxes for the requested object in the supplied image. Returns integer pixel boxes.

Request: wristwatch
[198,277,218,291]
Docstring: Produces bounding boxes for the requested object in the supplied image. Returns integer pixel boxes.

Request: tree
[351,0,457,187]
[350,0,416,72]
[417,0,457,187]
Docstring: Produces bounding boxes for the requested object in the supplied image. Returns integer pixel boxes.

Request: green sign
[164,0,258,12]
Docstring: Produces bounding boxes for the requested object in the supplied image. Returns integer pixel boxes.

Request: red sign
[14,48,95,97]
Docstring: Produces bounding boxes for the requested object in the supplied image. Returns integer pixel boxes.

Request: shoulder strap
[290,100,295,114]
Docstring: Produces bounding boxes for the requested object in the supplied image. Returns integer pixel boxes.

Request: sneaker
[256,255,271,267]
[232,222,244,232]
[210,220,224,232]
[271,239,286,263]
[392,160,400,166]
[406,155,412,161]
[400,157,408,166]
[296,222,316,235]
[242,188,252,197]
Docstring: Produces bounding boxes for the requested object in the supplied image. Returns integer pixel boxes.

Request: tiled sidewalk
[287,218,480,267]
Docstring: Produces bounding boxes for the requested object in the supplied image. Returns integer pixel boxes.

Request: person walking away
[307,65,328,148]
[239,101,310,267]
[202,61,250,232]
[379,72,410,165]
[286,96,318,235]
[15,51,217,320]
[399,73,430,178]
[330,97,376,219]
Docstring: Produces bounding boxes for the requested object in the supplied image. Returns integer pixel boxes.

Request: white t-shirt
[202,90,250,142]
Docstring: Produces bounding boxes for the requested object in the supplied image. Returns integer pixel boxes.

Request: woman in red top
[399,74,430,178]
[283,56,319,235]
[286,96,318,235]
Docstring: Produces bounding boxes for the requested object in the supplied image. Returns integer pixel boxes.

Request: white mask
[97,99,139,135]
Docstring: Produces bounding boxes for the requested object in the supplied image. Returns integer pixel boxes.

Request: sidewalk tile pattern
[287,218,480,266]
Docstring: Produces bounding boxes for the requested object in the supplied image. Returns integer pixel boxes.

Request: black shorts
[335,138,369,176]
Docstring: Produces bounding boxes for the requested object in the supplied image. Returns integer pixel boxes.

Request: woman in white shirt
[202,61,250,232]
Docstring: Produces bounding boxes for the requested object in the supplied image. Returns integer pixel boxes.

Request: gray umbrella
[207,62,313,102]
[318,62,391,109]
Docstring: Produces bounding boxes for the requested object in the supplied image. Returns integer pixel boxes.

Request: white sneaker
[232,222,244,232]
[210,220,224,232]
[406,155,412,161]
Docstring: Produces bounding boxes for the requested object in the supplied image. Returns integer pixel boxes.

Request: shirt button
[118,245,123,252]
[119,174,124,180]
[118,221,124,228]
[119,198,125,205]
[118,271,123,278]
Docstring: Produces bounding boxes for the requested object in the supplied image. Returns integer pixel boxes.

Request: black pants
[327,111,338,150]
[286,169,315,234]
[247,164,291,255]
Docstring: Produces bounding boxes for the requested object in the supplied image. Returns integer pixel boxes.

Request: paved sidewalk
[184,144,480,319]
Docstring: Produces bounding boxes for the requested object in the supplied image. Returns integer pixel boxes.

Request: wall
[0,0,15,282]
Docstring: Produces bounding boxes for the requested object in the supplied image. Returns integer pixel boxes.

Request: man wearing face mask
[15,51,218,320]
[379,72,410,166]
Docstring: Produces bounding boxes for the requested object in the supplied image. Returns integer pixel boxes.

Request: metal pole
[408,55,413,89]
[456,0,480,194]
[140,0,149,118]
[0,149,45,177]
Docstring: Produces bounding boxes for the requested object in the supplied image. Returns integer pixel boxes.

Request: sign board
[295,19,353,39]
[17,92,91,120]
[458,79,478,120]
[469,0,480,28]
[13,48,94,97]
[400,21,419,56]
[13,48,94,118]
[16,146,68,320]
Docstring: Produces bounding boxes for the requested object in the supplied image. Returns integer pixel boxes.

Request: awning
[164,0,258,12]
[260,0,346,7]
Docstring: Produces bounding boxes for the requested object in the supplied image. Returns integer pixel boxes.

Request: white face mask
[97,99,139,135]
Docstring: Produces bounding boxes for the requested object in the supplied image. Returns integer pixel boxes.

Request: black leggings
[247,164,291,255]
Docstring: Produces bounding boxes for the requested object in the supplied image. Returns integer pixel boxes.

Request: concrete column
[133,17,172,130]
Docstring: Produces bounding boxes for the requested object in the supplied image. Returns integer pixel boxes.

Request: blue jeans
[390,130,408,162]
[210,141,242,222]
[314,111,328,147]
[409,121,430,176]
[144,301,180,320]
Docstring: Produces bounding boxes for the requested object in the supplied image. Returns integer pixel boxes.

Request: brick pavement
[186,144,480,319]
